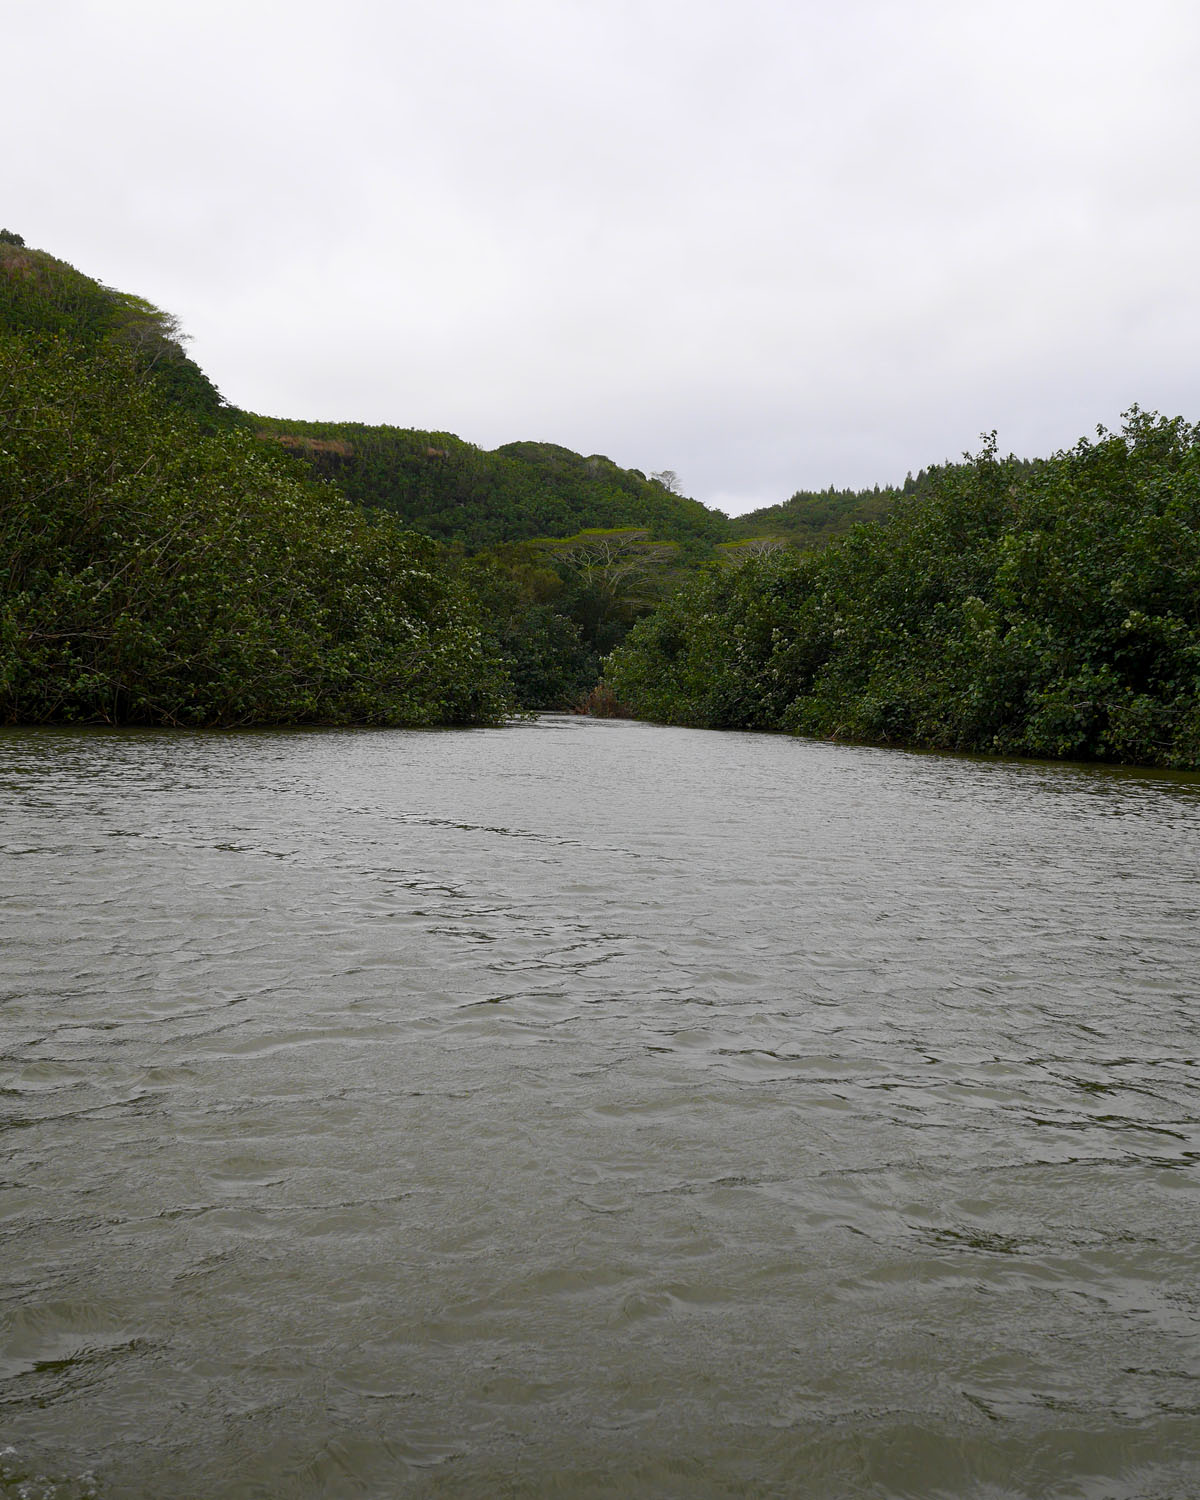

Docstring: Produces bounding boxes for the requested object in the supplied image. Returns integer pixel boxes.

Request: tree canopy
[251,418,731,555]
[1,247,512,728]
[0,241,231,427]
[9,235,1197,762]
[606,414,1200,768]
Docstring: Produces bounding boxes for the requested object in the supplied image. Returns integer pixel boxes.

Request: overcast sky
[8,0,1200,515]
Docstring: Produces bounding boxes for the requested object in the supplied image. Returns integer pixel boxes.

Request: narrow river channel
[2,717,1198,1498]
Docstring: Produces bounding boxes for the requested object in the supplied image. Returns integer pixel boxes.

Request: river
[2,716,1198,1498]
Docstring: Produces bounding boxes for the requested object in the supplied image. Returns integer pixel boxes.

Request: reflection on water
[2,718,1199,1498]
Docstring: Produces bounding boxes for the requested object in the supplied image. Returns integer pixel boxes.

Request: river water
[2,717,1198,1499]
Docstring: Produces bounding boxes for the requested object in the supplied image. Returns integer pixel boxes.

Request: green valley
[5,232,1198,764]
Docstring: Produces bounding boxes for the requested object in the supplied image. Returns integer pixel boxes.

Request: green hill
[244,417,744,710]
[0,235,510,727]
[730,478,915,550]
[250,416,732,556]
[0,235,232,428]
[731,464,1040,552]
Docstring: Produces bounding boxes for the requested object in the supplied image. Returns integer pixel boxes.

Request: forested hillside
[0,235,232,428]
[0,235,731,722]
[730,464,1040,551]
[730,481,904,549]
[606,416,1200,768]
[9,232,1196,763]
[251,416,730,555]
[243,421,741,711]
[1,239,511,727]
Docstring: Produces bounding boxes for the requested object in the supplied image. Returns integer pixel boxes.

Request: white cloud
[8,0,1200,513]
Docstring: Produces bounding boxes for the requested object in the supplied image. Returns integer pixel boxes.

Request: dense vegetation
[729,480,907,550]
[251,416,730,555]
[0,238,231,428]
[245,420,736,710]
[460,526,691,708]
[1,244,511,727]
[728,465,1043,552]
[606,415,1200,768]
[7,233,1197,764]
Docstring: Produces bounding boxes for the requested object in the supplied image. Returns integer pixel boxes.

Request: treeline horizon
[0,236,510,728]
[606,417,1200,769]
[3,231,1197,767]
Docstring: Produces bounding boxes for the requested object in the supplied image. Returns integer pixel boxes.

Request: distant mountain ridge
[731,479,919,550]
[730,462,1038,551]
[2,234,931,559]
[250,416,732,555]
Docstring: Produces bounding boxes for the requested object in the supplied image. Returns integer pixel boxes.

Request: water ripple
[2,720,1198,1498]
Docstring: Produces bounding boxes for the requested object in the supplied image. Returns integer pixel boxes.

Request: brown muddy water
[2,716,1198,1498]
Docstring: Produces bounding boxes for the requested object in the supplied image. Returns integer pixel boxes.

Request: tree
[0,330,513,727]
[606,413,1200,767]
[536,526,681,656]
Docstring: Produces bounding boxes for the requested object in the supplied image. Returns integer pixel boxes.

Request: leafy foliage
[456,528,685,709]
[606,414,1200,768]
[730,465,1037,552]
[0,331,511,727]
[251,418,731,555]
[1,241,230,427]
[729,480,906,550]
[249,415,737,709]
[15,237,1192,762]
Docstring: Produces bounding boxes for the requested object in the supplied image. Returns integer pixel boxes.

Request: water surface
[2,718,1198,1497]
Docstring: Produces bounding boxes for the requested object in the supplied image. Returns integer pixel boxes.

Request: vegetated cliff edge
[0,239,510,726]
